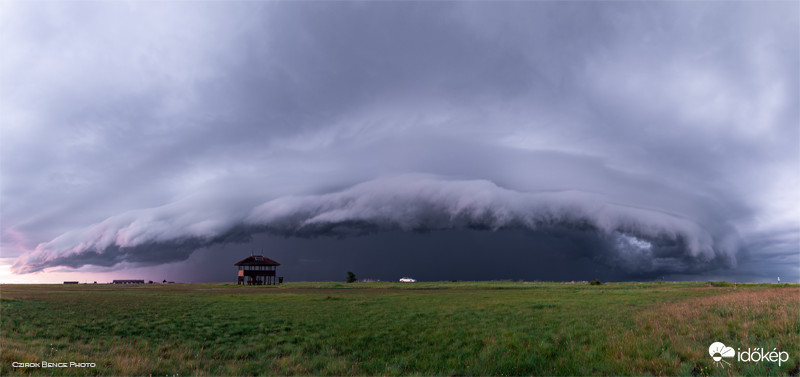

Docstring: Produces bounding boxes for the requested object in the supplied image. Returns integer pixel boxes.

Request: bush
[346,271,357,283]
[590,279,603,286]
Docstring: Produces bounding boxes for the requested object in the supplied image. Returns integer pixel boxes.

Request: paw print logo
[709,342,735,368]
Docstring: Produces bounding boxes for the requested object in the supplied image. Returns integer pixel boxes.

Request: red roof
[234,255,280,266]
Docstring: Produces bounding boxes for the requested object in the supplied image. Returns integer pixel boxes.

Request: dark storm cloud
[1,2,797,280]
[6,173,745,274]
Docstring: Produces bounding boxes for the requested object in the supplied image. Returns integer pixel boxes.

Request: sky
[1,1,798,284]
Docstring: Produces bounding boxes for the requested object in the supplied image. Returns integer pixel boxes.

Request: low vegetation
[1,281,797,376]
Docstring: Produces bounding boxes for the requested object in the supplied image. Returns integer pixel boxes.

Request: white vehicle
[399,277,416,283]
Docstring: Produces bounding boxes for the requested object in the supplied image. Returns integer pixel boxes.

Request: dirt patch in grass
[628,287,800,376]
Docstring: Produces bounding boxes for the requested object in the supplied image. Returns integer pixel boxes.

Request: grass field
[1,281,798,376]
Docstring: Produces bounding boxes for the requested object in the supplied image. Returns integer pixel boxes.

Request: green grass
[1,281,797,376]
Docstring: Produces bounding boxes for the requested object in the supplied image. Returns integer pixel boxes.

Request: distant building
[399,277,417,283]
[235,254,280,285]
[112,280,145,284]
[63,281,79,284]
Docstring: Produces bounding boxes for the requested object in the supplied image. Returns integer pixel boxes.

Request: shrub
[590,279,603,286]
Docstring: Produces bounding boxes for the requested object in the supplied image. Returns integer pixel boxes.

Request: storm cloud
[1,2,797,281]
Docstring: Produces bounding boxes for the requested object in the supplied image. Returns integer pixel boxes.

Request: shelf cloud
[2,1,797,281]
[8,173,745,275]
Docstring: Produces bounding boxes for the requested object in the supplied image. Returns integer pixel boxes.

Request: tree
[346,271,357,283]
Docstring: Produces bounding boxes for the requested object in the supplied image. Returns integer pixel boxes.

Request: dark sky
[1,1,798,283]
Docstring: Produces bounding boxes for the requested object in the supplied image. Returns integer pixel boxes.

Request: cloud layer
[12,174,740,274]
[1,2,797,280]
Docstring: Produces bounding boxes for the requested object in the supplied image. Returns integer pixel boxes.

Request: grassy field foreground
[1,281,798,376]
